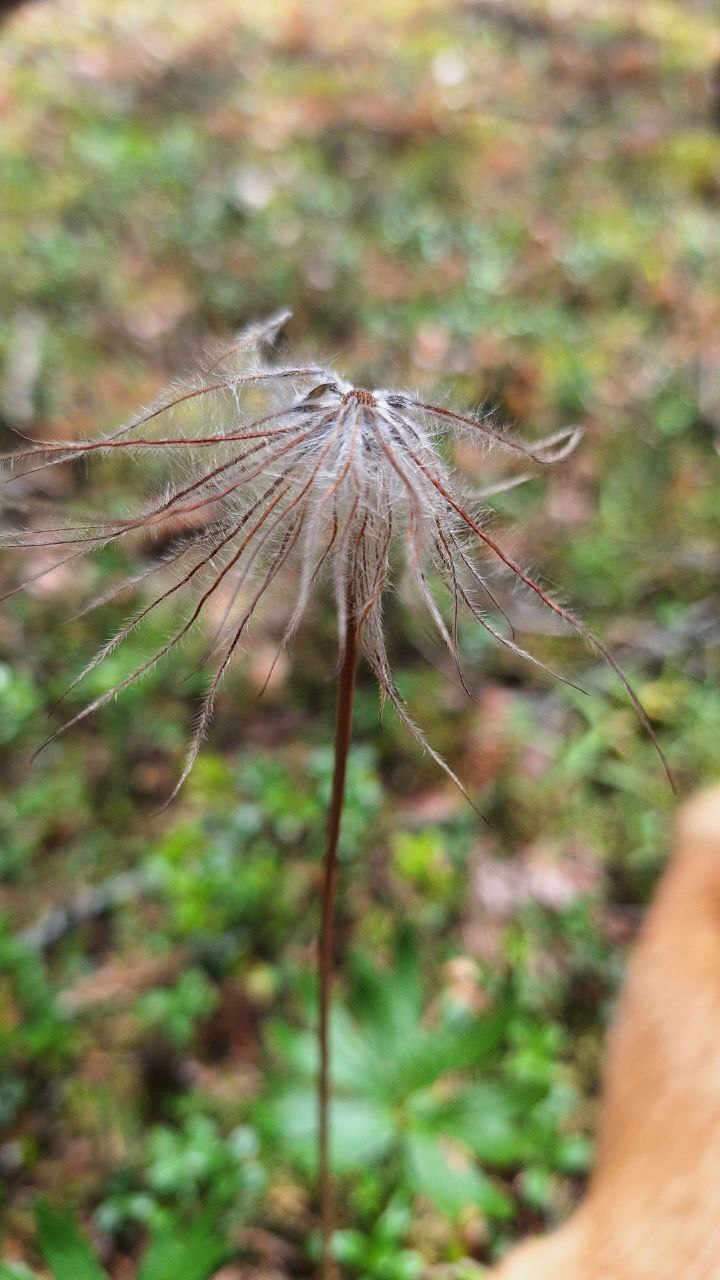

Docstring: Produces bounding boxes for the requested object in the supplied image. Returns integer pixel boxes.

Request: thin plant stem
[318,607,359,1280]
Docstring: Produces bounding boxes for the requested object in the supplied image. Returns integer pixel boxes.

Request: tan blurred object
[494,785,720,1280]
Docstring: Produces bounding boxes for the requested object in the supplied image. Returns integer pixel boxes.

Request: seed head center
[341,387,377,407]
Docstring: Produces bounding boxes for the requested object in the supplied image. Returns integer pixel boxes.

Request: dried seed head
[1,312,673,802]
[341,388,377,407]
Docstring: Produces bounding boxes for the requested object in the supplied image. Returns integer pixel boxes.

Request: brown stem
[319,610,359,1280]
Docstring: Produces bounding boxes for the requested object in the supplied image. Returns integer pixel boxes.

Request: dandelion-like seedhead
[1,311,672,800]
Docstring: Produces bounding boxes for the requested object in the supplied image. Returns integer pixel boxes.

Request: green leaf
[441,1082,541,1167]
[0,1265,41,1280]
[405,1133,513,1221]
[350,928,424,1051]
[137,1214,228,1280]
[387,1012,506,1100]
[329,1005,389,1094]
[269,1007,383,1095]
[263,1087,395,1171]
[35,1203,106,1280]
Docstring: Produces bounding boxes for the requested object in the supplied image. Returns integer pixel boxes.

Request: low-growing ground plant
[0,1202,228,1280]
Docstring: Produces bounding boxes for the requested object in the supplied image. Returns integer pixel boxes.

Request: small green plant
[22,1202,228,1280]
[135,969,219,1049]
[98,1116,265,1237]
[333,1199,424,1279]
[0,916,73,1127]
[257,932,587,1236]
[144,1116,264,1208]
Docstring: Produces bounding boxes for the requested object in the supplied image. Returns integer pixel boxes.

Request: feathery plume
[0,311,670,796]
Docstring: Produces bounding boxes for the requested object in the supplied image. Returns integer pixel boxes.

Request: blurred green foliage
[19,1201,228,1280]
[259,933,587,1221]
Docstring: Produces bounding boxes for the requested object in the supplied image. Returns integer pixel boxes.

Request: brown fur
[494,786,720,1280]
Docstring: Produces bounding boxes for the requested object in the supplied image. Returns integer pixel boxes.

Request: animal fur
[494,785,720,1280]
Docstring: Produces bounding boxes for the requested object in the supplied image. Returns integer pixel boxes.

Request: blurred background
[1,0,719,1276]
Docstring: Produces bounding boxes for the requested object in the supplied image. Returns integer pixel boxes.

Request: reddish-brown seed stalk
[319,607,359,1280]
